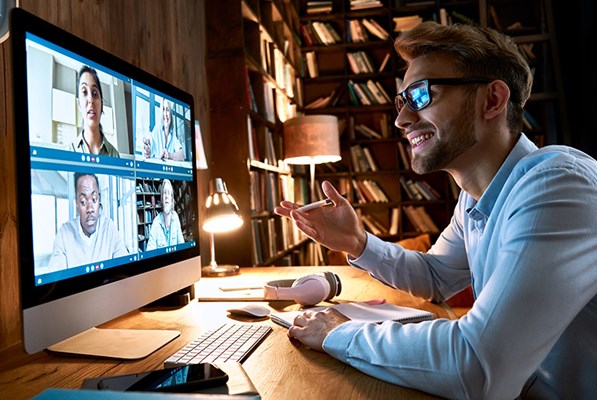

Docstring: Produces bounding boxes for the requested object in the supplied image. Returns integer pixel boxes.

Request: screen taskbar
[35,241,197,286]
[30,146,195,180]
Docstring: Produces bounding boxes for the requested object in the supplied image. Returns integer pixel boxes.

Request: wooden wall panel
[0,0,210,352]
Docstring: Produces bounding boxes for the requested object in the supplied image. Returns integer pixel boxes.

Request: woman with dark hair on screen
[71,65,120,158]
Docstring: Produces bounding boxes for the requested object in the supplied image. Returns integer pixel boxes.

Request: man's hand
[142,137,151,158]
[288,308,350,352]
[274,180,367,258]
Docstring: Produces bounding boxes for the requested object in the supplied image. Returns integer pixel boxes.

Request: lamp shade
[283,115,341,165]
[202,178,243,233]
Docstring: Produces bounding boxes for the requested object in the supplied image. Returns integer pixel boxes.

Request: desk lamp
[283,115,341,198]
[201,177,243,277]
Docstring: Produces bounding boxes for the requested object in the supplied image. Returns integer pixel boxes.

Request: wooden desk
[0,266,455,400]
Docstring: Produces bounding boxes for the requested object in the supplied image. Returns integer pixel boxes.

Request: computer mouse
[227,304,271,318]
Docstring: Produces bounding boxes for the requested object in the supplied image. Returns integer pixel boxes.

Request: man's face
[163,101,172,131]
[395,54,478,175]
[162,182,173,215]
[76,175,100,236]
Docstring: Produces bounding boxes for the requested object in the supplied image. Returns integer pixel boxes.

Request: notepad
[270,301,435,329]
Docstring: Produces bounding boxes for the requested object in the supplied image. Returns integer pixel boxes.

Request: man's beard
[411,99,476,175]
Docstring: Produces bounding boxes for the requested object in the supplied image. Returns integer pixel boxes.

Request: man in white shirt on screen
[47,172,128,270]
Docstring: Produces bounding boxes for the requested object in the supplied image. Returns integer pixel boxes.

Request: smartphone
[97,363,228,392]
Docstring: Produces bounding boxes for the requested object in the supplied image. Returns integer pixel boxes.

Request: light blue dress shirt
[146,211,185,251]
[324,135,597,399]
[150,124,183,160]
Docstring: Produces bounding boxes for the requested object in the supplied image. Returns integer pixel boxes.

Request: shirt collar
[75,131,109,154]
[468,134,538,220]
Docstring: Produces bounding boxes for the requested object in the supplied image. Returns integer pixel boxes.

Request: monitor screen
[11,8,201,356]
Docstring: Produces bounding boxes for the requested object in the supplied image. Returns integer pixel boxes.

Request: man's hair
[394,21,532,135]
[74,172,99,194]
[161,179,173,198]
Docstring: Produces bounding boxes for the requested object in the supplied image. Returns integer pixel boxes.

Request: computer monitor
[10,8,202,358]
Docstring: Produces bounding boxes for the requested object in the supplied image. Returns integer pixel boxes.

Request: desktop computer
[11,7,201,358]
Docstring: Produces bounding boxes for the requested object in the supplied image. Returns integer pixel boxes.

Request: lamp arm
[209,232,218,268]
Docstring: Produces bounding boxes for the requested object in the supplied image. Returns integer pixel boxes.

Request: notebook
[270,301,435,329]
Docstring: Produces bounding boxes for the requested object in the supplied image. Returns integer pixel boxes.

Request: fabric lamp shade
[283,115,341,165]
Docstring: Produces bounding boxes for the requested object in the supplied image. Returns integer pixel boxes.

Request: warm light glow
[203,214,243,233]
[284,155,341,165]
[203,177,243,234]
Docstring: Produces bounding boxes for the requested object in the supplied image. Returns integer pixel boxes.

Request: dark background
[553,0,596,157]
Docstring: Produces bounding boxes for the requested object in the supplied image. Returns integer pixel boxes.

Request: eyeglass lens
[395,80,430,113]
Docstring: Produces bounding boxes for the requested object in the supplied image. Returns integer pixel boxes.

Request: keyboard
[164,323,272,367]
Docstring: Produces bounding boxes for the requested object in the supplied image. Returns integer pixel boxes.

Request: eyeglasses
[395,78,491,113]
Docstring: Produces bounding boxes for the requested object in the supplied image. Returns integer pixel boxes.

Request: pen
[297,193,347,212]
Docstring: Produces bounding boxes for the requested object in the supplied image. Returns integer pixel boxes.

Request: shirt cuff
[322,321,366,362]
[347,232,388,268]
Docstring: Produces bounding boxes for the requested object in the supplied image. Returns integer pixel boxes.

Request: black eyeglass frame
[395,77,492,113]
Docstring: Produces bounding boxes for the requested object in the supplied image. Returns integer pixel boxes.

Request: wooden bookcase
[136,178,162,252]
[481,0,568,146]
[205,0,566,266]
[298,0,566,244]
[206,0,311,267]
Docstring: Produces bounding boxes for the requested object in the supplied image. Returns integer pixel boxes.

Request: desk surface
[0,266,454,400]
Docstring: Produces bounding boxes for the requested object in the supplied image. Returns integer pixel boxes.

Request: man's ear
[482,80,510,120]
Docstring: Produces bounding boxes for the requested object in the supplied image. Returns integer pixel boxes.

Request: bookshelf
[481,0,568,147]
[298,0,566,245]
[204,0,566,266]
[206,0,311,267]
[136,178,162,252]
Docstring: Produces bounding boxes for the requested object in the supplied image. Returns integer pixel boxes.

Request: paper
[270,301,434,329]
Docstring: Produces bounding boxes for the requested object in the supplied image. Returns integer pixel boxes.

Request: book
[378,52,391,72]
[389,207,400,235]
[361,213,387,235]
[270,301,434,329]
[361,19,389,40]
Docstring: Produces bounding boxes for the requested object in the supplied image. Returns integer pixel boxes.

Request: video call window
[25,32,197,286]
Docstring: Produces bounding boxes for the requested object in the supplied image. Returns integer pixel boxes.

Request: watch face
[0,0,16,43]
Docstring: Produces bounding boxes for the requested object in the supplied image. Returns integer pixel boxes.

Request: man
[48,172,128,269]
[275,22,597,399]
[146,179,185,250]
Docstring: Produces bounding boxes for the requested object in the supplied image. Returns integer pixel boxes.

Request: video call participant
[71,66,120,157]
[146,179,185,250]
[275,22,597,399]
[48,172,128,270]
[142,99,185,161]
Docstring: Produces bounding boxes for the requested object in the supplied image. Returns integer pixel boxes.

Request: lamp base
[202,264,240,277]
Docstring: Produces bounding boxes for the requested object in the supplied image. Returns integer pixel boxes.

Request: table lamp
[283,114,341,197]
[201,177,243,277]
